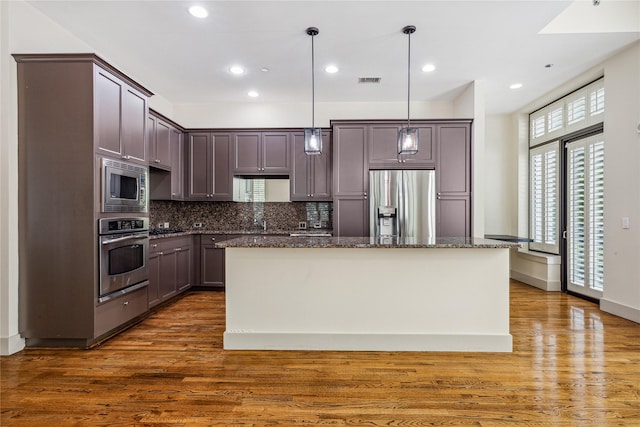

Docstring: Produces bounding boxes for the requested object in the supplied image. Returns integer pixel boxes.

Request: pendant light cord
[407,30,411,129]
[311,32,315,129]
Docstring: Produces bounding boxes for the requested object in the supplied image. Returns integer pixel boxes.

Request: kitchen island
[216,236,520,352]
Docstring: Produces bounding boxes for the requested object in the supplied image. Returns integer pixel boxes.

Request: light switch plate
[194,222,202,228]
[298,221,307,230]
[622,217,630,229]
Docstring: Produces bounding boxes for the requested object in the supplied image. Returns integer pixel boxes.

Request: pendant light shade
[398,25,418,155]
[304,26,322,155]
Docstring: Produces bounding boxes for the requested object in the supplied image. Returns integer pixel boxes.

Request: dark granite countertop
[149,229,332,240]
[215,236,521,249]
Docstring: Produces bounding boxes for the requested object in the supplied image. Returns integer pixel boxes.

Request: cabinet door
[95,69,123,157]
[175,245,192,292]
[436,122,471,237]
[290,132,311,200]
[151,119,171,169]
[147,115,157,166]
[368,124,401,167]
[262,132,290,174]
[437,124,471,195]
[399,125,435,167]
[121,87,147,164]
[334,197,368,237]
[211,133,233,200]
[201,242,225,289]
[333,125,367,197]
[147,250,160,307]
[310,132,332,200]
[159,250,177,300]
[233,133,261,173]
[188,133,211,199]
[437,196,470,237]
[170,128,183,199]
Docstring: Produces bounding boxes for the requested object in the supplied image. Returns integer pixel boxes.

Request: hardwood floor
[2,280,640,426]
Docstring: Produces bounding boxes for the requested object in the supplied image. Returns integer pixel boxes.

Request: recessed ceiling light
[188,6,208,18]
[510,83,523,89]
[260,67,270,73]
[325,65,339,74]
[248,91,259,98]
[422,64,436,72]
[229,66,245,75]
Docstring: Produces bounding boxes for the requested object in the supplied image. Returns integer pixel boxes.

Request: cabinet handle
[437,192,441,196]
[122,155,130,160]
[152,244,158,248]
[211,237,216,241]
[174,248,182,252]
[123,301,129,306]
[159,251,164,255]
[154,159,160,163]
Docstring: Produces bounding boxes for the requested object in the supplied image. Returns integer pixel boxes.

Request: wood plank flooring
[2,280,640,426]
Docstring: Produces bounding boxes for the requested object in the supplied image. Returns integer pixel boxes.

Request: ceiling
[26,0,640,115]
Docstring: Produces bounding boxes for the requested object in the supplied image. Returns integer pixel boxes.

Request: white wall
[600,41,640,322]
[1,0,97,355]
[485,115,517,235]
[507,41,640,322]
[173,100,454,129]
[453,81,485,237]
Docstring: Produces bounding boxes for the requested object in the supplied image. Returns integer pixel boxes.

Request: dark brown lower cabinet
[200,235,225,289]
[148,236,192,308]
[436,196,471,237]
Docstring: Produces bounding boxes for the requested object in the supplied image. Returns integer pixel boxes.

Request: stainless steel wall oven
[98,217,149,302]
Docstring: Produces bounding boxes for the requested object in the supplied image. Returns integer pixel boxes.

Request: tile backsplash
[150,201,332,232]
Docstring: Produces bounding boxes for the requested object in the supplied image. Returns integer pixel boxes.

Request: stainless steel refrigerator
[369,170,436,239]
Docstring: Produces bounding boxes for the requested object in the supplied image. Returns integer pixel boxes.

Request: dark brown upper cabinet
[233,132,290,175]
[290,131,332,201]
[436,122,472,237]
[148,111,184,201]
[169,127,184,200]
[332,124,369,236]
[149,117,172,169]
[368,123,435,169]
[95,66,149,165]
[187,132,233,201]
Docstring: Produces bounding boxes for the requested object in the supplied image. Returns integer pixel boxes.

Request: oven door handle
[101,234,147,245]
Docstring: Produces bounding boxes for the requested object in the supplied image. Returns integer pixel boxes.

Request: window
[530,141,560,254]
[530,78,604,147]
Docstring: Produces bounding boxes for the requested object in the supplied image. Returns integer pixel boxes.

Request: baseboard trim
[224,331,513,352]
[600,298,640,324]
[510,270,561,291]
[0,333,25,356]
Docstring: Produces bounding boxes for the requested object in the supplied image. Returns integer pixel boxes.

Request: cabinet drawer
[95,285,148,338]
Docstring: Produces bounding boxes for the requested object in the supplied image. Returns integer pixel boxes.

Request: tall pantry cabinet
[14,54,153,347]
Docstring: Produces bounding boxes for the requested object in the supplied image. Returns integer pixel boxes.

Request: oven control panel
[99,217,149,235]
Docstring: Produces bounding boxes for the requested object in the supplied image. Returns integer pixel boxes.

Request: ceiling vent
[358,77,382,84]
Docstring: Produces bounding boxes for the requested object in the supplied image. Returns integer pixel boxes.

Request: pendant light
[398,25,418,155]
[304,27,322,155]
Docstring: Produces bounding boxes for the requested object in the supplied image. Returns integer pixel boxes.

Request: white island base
[224,245,512,352]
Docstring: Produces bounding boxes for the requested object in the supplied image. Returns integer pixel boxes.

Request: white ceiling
[26,0,640,114]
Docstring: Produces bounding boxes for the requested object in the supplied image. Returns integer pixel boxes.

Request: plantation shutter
[567,136,604,298]
[529,141,560,254]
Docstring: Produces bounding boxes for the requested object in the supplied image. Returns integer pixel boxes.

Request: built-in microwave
[102,158,148,213]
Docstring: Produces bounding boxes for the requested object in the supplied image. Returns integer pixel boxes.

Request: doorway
[565,134,605,300]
